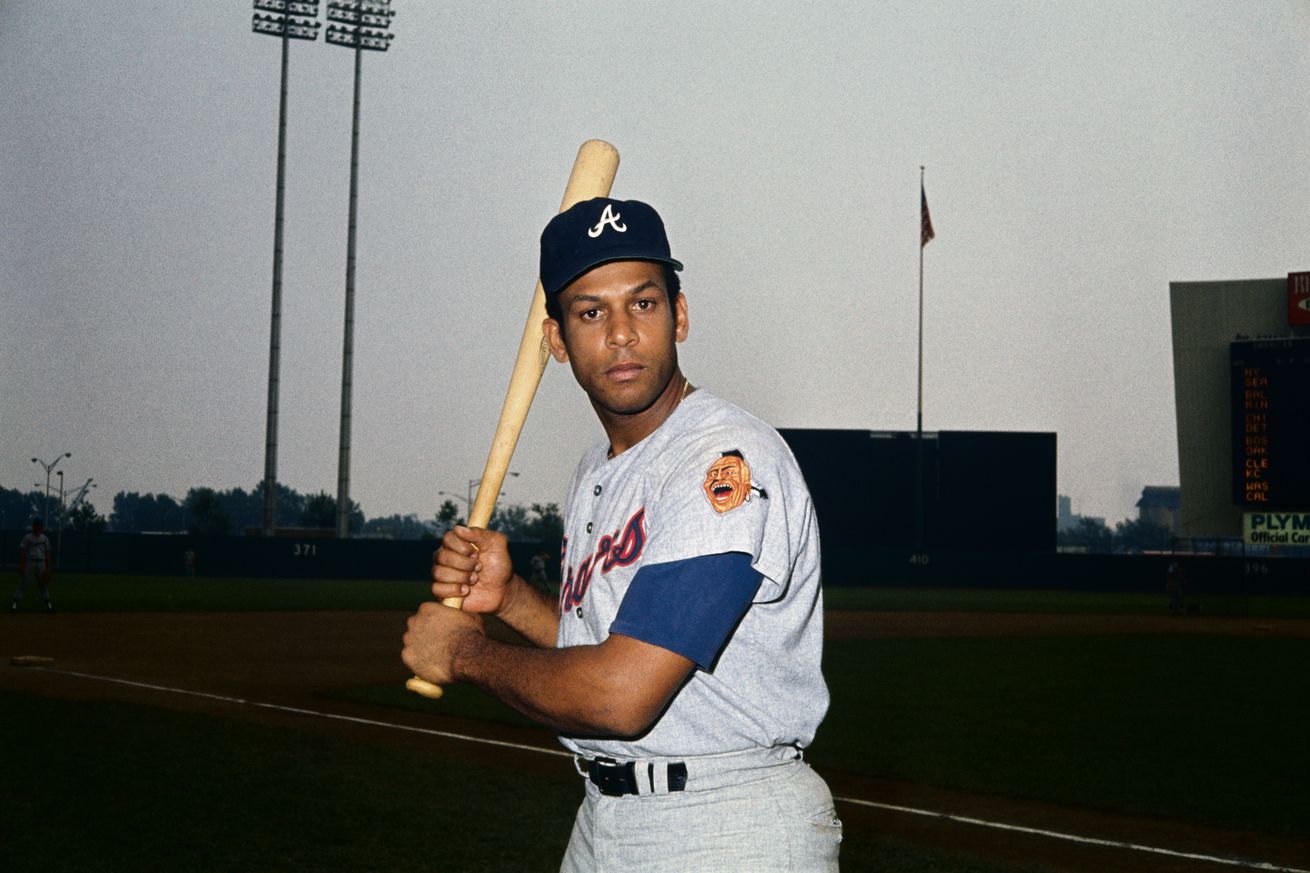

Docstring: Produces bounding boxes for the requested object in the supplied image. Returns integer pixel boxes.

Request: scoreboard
[1231,337,1310,508]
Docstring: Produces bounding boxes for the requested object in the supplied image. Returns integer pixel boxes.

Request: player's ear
[543,317,570,363]
[673,292,689,343]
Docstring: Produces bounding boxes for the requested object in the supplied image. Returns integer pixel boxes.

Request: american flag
[920,184,935,247]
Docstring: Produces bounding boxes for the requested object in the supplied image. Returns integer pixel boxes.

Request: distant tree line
[4,479,1166,551]
[1056,515,1173,553]
[0,482,562,543]
[0,484,108,533]
[122,483,366,536]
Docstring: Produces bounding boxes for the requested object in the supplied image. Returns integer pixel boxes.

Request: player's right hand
[431,526,513,615]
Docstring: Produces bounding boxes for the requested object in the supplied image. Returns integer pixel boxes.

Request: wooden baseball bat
[407,139,620,699]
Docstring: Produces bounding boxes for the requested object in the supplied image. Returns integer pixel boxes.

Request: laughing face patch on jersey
[703,450,767,513]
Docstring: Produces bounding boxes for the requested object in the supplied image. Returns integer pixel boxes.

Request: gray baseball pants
[12,562,51,607]
[560,755,841,872]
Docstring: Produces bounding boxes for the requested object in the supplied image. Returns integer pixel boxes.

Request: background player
[13,517,54,613]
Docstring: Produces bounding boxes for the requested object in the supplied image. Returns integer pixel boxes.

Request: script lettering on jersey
[558,507,646,615]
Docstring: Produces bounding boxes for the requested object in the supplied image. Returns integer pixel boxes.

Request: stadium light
[251,0,320,536]
[325,1,395,50]
[252,0,323,39]
[326,0,395,538]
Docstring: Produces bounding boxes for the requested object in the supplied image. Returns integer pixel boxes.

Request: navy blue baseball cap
[539,197,683,296]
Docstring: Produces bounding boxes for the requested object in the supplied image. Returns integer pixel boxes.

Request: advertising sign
[1243,511,1310,546]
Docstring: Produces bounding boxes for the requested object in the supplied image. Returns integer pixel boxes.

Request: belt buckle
[588,756,636,796]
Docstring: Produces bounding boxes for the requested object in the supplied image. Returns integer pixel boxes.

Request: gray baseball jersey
[556,388,828,760]
[20,533,50,563]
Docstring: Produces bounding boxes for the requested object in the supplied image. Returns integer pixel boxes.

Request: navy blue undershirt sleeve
[609,552,763,670]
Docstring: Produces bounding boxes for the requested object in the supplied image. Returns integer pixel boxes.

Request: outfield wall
[824,546,1307,595]
[1,530,1304,595]
[0,529,556,585]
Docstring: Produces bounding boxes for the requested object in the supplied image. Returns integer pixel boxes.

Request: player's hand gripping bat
[406,139,621,699]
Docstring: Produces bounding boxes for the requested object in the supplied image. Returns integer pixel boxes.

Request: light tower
[251,0,321,536]
[325,0,395,538]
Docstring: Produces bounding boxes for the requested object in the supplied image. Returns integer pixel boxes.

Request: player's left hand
[401,601,486,686]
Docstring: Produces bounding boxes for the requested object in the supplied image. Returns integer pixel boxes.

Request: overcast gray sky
[3,1,1308,528]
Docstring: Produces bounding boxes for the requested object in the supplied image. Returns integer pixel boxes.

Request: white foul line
[39,667,571,759]
[834,797,1310,873]
[28,666,1310,873]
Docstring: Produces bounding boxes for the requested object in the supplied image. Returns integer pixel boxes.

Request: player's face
[544,260,688,418]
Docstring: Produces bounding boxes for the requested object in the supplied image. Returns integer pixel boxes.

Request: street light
[468,472,519,517]
[31,452,71,522]
[436,472,520,520]
[326,0,396,539]
[251,0,321,536]
[436,491,471,515]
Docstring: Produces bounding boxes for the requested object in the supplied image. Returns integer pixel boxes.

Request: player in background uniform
[403,197,839,871]
[529,548,550,591]
[13,517,55,613]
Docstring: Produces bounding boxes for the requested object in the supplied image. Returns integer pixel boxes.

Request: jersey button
[576,607,584,618]
[586,522,593,533]
[593,485,602,495]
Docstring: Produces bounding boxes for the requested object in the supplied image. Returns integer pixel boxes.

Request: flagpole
[915,166,925,555]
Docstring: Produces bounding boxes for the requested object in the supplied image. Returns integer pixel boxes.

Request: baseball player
[13,517,55,613]
[403,197,839,871]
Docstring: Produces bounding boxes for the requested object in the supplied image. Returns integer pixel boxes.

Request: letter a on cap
[588,204,627,238]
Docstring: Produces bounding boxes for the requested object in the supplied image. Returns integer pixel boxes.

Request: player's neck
[599,372,693,459]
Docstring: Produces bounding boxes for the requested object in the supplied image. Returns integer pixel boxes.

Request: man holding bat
[403,197,840,871]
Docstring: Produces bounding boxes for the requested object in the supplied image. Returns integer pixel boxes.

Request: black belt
[585,756,688,797]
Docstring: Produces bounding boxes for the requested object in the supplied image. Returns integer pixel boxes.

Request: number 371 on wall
[293,543,318,557]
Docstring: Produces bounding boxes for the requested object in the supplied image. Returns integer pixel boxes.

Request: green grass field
[24,572,433,612]
[38,571,1310,619]
[4,574,1308,872]
[350,635,1309,839]
[2,691,1052,873]
[822,584,1310,618]
[818,635,1307,837]
[2,693,580,873]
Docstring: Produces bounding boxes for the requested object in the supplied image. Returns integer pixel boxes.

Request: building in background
[1057,494,1105,532]
[1057,495,1075,532]
[1136,485,1181,536]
